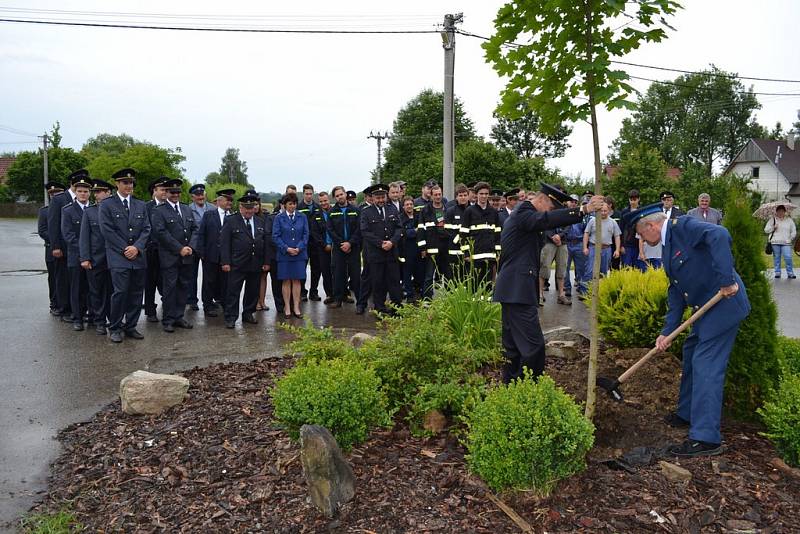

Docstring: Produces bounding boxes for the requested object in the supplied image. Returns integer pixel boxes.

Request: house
[724,135,800,203]
[603,165,682,181]
[0,157,15,185]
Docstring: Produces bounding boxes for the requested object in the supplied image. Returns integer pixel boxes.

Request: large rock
[545,340,581,360]
[350,332,374,348]
[119,370,189,415]
[300,425,355,518]
[659,460,692,482]
[542,326,590,346]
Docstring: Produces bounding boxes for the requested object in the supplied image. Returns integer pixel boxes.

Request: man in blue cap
[494,184,604,382]
[197,188,234,316]
[143,178,169,322]
[187,183,214,310]
[61,175,94,330]
[626,202,750,457]
[80,179,114,335]
[47,170,85,318]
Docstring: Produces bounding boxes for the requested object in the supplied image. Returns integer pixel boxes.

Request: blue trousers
[621,244,639,267]
[582,246,611,285]
[677,323,740,444]
[565,244,587,293]
[772,244,795,276]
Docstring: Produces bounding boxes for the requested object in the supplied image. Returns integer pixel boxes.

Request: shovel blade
[596,376,624,402]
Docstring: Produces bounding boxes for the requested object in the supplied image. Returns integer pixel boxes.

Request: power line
[628,76,800,97]
[0,124,40,137]
[0,17,440,34]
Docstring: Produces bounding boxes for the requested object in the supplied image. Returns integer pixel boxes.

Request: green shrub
[777,336,800,376]
[408,373,487,436]
[433,275,501,351]
[282,323,355,363]
[723,191,780,418]
[590,267,688,353]
[465,374,594,494]
[271,358,391,451]
[758,374,800,466]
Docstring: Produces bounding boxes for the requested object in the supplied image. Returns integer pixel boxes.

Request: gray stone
[300,425,355,518]
[659,460,692,482]
[542,326,590,345]
[349,332,374,348]
[545,340,581,360]
[119,370,189,415]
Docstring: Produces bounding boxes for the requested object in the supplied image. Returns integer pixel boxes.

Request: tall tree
[610,66,765,175]
[218,148,249,186]
[382,89,476,194]
[602,144,671,205]
[81,133,138,159]
[490,104,572,159]
[484,0,681,419]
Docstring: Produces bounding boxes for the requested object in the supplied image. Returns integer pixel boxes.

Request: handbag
[765,217,775,255]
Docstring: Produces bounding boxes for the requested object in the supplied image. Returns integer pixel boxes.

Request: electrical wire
[628,76,800,97]
[0,124,40,137]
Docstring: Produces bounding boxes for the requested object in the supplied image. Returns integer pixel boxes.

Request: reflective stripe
[426,248,439,254]
[471,252,496,260]
[330,212,343,217]
[459,227,470,233]
[443,223,460,230]
[347,212,358,216]
[469,224,492,230]
[398,257,406,263]
[494,227,502,232]
[416,224,425,230]
[452,234,460,244]
[495,245,502,251]
[460,244,470,251]
[417,240,427,246]
[423,222,436,228]
[448,249,461,256]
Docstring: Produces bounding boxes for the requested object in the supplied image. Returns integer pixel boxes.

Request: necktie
[122,198,129,214]
[379,207,384,220]
[174,204,180,214]
[702,209,707,219]
[245,217,252,237]
[290,214,294,222]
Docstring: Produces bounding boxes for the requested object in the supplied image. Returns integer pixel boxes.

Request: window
[752,166,760,178]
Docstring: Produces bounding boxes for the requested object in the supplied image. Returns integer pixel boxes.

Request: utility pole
[40,133,49,206]
[367,130,391,182]
[441,13,462,201]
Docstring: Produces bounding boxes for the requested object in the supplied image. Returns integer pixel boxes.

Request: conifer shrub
[465,374,594,494]
[777,336,800,376]
[758,374,800,466]
[271,358,391,451]
[723,191,780,418]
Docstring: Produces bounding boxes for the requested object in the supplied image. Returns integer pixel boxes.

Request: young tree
[484,0,681,419]
[490,104,572,159]
[218,148,249,185]
[602,144,671,205]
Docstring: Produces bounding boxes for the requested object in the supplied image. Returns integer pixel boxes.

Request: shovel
[597,289,724,402]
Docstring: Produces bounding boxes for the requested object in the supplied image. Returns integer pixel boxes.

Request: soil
[30,347,800,533]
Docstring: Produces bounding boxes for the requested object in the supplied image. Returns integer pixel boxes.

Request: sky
[1,0,799,194]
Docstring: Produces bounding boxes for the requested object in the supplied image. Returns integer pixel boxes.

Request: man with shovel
[630,204,750,458]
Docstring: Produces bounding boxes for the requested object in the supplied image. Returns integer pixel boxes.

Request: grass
[20,510,82,534]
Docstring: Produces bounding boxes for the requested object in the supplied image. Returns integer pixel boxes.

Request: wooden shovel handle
[617,290,724,384]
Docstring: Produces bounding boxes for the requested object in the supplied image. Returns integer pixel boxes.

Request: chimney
[787,133,796,151]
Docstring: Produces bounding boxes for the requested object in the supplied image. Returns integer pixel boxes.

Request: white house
[724,135,800,204]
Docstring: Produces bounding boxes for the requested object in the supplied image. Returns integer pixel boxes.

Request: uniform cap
[162,178,183,191]
[423,179,438,188]
[346,190,357,199]
[45,181,66,192]
[504,188,520,199]
[660,191,674,200]
[91,179,114,191]
[189,184,205,195]
[67,169,90,184]
[371,183,389,195]
[621,202,664,227]
[540,183,572,208]
[238,192,260,207]
[215,188,236,199]
[111,168,136,181]
[490,188,503,198]
[73,178,92,190]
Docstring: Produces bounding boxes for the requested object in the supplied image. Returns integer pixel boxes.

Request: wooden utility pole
[40,133,49,206]
[367,130,391,182]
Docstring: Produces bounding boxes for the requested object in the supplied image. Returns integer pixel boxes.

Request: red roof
[0,157,15,184]
[603,164,681,181]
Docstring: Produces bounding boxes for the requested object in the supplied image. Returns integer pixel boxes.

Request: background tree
[81,133,138,159]
[205,171,224,186]
[602,144,671,205]
[609,66,765,175]
[483,0,681,419]
[6,123,87,201]
[382,89,476,193]
[490,103,572,159]
[218,148,249,186]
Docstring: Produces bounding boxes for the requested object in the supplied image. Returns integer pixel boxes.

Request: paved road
[0,217,796,530]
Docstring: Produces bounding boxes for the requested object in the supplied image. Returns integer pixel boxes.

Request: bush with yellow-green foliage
[758,374,800,467]
[589,267,687,353]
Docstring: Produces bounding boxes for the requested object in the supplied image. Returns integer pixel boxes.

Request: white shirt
[68,189,77,202]
[117,192,130,204]
[242,215,255,238]
[167,200,181,213]
[218,207,228,225]
[77,201,88,211]
[660,219,669,246]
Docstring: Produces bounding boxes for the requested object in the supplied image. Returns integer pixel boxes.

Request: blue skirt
[277,259,307,281]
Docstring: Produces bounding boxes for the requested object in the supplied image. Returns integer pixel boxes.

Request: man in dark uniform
[327,186,361,308]
[99,168,151,343]
[220,192,273,328]
[660,191,684,219]
[298,184,322,301]
[47,171,81,317]
[196,189,234,316]
[498,188,519,227]
[80,179,114,335]
[444,184,470,277]
[151,178,199,332]
[359,184,402,313]
[311,191,334,302]
[461,182,502,286]
[38,181,66,313]
[494,184,603,382]
[61,175,93,330]
[631,203,750,458]
[144,178,168,322]
[187,183,214,310]
[416,184,451,298]
[355,186,374,314]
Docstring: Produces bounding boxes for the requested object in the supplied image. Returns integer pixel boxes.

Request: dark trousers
[144,246,161,316]
[53,256,70,313]
[87,268,111,326]
[370,260,403,311]
[187,256,201,305]
[303,243,322,297]
[225,268,260,322]
[270,259,285,310]
[401,254,424,299]
[68,265,89,323]
[357,260,371,309]
[471,259,494,288]
[109,268,146,333]
[332,247,361,303]
[45,259,56,309]
[501,303,546,383]
[201,260,227,309]
[160,261,193,326]
[423,253,452,299]
[318,247,333,298]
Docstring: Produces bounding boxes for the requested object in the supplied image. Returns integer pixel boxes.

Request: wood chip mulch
[32,348,800,533]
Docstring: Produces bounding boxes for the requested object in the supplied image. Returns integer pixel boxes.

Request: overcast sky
[1,0,798,194]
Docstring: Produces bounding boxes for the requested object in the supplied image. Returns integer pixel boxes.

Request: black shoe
[301,295,308,302]
[174,319,193,329]
[125,329,144,340]
[789,274,797,279]
[323,297,334,304]
[110,330,123,343]
[50,308,63,317]
[327,301,342,308]
[242,314,258,324]
[73,322,84,331]
[309,294,321,302]
[664,412,690,428]
[163,324,175,333]
[355,306,366,315]
[146,314,159,323]
[189,303,200,311]
[61,315,74,323]
[225,321,236,329]
[668,439,722,458]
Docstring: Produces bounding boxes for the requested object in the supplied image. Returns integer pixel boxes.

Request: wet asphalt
[0,218,797,530]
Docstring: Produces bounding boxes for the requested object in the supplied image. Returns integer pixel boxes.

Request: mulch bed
[32,346,800,533]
